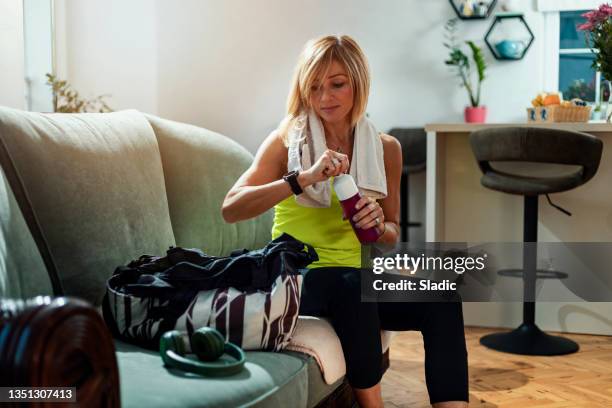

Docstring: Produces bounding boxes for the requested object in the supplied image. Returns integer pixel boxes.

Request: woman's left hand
[352,196,385,232]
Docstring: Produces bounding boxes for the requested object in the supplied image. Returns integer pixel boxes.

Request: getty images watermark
[360,242,612,302]
[371,252,487,291]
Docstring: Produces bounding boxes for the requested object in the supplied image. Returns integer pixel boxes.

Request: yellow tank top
[271,181,361,269]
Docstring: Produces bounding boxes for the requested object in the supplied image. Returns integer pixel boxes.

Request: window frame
[23,0,55,112]
[536,0,603,12]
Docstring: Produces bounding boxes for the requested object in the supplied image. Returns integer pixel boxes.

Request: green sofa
[0,107,370,407]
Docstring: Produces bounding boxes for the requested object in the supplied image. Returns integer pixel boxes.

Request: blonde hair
[279,35,371,145]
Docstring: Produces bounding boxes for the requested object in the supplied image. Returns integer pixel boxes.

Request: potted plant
[578,3,612,122]
[444,19,488,123]
[46,73,113,113]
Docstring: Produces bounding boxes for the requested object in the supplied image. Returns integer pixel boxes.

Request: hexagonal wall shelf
[485,13,535,60]
[449,0,497,20]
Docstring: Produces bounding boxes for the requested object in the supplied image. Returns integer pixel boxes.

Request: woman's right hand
[301,149,350,186]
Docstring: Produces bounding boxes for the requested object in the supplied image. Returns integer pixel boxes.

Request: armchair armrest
[0,296,120,407]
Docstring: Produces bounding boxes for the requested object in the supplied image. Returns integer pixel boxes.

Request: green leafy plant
[46,73,112,113]
[444,18,487,107]
[578,4,612,121]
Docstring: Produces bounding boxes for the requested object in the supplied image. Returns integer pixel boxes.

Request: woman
[222,35,468,408]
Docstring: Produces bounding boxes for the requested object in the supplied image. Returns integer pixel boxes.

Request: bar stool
[388,128,426,242]
[469,127,603,355]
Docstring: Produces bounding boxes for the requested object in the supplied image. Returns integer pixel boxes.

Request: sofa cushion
[145,115,273,255]
[287,316,394,384]
[283,351,344,408]
[0,107,176,306]
[115,339,309,408]
[0,166,53,299]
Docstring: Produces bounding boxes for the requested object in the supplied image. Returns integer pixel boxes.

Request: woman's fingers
[328,150,349,175]
[325,164,341,177]
[353,202,376,227]
[356,210,384,229]
[319,150,350,179]
[331,151,350,174]
[340,155,350,173]
[353,198,384,229]
[357,211,385,230]
[354,197,370,210]
[322,151,337,176]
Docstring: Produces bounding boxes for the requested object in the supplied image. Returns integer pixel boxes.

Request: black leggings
[299,267,469,404]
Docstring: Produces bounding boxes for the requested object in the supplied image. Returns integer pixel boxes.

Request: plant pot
[465,106,487,123]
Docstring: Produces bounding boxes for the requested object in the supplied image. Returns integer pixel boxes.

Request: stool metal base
[480,323,579,356]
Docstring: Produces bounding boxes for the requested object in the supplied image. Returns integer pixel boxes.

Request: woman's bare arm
[221,132,293,223]
[377,134,402,243]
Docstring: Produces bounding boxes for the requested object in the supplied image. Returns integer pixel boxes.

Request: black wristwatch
[283,170,303,195]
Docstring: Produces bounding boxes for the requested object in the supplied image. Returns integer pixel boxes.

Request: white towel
[287,110,387,207]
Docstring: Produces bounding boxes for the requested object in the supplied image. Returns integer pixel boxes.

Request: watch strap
[283,171,303,195]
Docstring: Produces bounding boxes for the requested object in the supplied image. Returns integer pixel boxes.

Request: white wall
[0,0,25,109]
[54,0,158,114]
[59,0,546,153]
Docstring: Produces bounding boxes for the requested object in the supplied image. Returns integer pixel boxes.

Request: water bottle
[333,174,380,244]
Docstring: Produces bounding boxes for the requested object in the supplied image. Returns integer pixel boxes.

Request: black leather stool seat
[480,171,585,196]
[471,127,602,196]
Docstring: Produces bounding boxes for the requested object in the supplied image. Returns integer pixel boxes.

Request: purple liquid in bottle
[333,174,380,244]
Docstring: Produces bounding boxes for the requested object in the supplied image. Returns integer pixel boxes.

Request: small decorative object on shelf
[577,3,612,122]
[444,19,488,123]
[484,12,534,60]
[527,92,591,123]
[448,0,497,20]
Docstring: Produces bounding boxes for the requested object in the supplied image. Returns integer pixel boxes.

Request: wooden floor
[381,327,612,408]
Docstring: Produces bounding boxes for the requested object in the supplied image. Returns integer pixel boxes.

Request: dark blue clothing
[103,233,317,349]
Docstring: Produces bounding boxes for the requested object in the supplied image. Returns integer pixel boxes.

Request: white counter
[425,122,612,134]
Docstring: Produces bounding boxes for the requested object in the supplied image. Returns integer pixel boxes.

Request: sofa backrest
[146,115,273,255]
[0,107,176,306]
[0,164,54,299]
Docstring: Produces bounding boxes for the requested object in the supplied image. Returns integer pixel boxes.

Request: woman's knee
[329,270,379,323]
[422,301,465,335]
[341,269,361,290]
[329,269,363,302]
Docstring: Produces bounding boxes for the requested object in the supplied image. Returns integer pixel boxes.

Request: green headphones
[159,327,246,377]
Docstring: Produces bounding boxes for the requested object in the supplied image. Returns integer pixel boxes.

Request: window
[23,0,54,112]
[559,10,609,104]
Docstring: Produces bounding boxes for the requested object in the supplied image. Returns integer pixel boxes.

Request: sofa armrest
[0,296,120,407]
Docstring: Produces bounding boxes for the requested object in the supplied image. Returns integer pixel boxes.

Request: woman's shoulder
[252,129,288,168]
[378,132,402,173]
[259,129,288,154]
[379,132,402,154]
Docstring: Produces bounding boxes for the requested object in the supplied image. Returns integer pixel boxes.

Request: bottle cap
[333,174,359,200]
